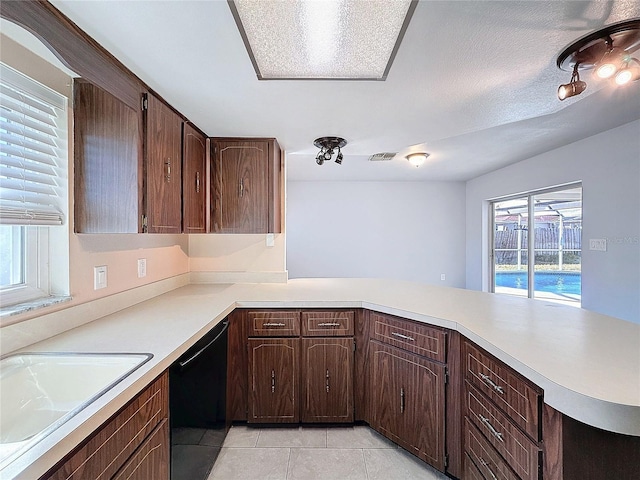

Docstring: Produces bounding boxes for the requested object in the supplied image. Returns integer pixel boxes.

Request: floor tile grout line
[285,447,292,480]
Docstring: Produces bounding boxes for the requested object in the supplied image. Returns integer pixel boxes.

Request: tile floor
[206,425,449,480]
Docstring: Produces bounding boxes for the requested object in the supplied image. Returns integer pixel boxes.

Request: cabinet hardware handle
[479,373,504,394]
[195,171,200,193]
[400,387,405,413]
[326,369,330,393]
[263,322,286,327]
[317,322,341,327]
[240,178,244,197]
[479,458,498,480]
[392,332,415,341]
[165,158,171,182]
[271,369,275,393]
[479,414,504,442]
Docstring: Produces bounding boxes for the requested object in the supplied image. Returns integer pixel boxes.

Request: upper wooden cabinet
[144,93,183,234]
[211,138,282,234]
[182,123,207,233]
[74,80,143,233]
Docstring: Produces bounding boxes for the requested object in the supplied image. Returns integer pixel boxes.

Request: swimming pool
[495,271,581,296]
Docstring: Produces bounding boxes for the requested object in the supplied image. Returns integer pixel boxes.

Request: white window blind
[0,63,67,225]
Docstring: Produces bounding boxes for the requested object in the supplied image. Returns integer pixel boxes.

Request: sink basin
[0,352,152,469]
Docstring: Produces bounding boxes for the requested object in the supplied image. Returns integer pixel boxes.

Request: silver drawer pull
[480,373,504,394]
[263,322,286,327]
[317,322,341,327]
[479,458,498,480]
[479,414,504,442]
[391,332,415,341]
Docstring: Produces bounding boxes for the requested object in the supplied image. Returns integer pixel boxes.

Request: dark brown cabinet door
[182,123,206,233]
[211,138,281,233]
[73,80,142,233]
[145,93,182,233]
[301,338,354,423]
[248,338,299,423]
[370,342,446,471]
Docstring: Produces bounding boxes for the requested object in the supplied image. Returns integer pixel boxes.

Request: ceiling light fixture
[228,0,417,80]
[556,19,640,101]
[314,137,347,165]
[406,152,429,167]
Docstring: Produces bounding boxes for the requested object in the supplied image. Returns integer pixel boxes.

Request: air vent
[368,152,397,161]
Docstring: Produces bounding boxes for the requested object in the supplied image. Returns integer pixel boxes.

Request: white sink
[0,352,152,469]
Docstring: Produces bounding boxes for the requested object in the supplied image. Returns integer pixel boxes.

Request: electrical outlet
[266,233,275,247]
[589,239,607,251]
[94,265,107,290]
[440,273,446,281]
[137,258,147,278]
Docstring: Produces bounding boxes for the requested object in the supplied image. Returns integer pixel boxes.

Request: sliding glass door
[491,185,582,305]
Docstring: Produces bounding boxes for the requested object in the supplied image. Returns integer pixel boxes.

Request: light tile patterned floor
[207,425,448,480]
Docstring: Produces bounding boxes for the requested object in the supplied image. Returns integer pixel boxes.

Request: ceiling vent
[368,152,397,162]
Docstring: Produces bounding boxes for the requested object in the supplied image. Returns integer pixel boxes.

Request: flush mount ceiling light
[228,0,417,80]
[556,19,640,100]
[406,152,429,167]
[314,137,347,165]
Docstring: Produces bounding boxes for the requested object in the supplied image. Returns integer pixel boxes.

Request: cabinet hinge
[142,214,148,233]
[444,368,449,385]
[444,453,449,469]
[353,339,356,352]
[141,93,148,111]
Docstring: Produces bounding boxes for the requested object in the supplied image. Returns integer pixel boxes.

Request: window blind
[0,63,67,225]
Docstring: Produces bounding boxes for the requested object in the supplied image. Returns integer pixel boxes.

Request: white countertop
[3,278,640,479]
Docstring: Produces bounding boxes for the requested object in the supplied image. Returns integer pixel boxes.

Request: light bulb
[595,47,623,79]
[407,153,429,167]
[614,62,640,85]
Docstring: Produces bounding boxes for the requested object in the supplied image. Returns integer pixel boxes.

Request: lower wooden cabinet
[112,419,169,480]
[301,337,354,423]
[45,372,169,480]
[248,338,299,423]
[370,341,446,471]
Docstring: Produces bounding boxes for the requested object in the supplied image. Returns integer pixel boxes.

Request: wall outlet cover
[589,239,607,251]
[137,258,147,278]
[94,265,107,290]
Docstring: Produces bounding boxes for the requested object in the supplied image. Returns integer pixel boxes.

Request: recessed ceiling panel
[229,0,416,80]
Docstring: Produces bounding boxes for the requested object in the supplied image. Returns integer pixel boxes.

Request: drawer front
[464,453,488,480]
[48,373,168,480]
[466,382,540,480]
[465,417,519,480]
[371,312,446,362]
[464,341,542,440]
[301,310,354,336]
[247,310,300,337]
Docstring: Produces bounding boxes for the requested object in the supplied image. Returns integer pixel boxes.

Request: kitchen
[1,1,639,480]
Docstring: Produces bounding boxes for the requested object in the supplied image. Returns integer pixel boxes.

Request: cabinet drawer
[465,417,519,480]
[466,382,540,480]
[464,341,542,440]
[112,419,168,480]
[371,312,446,362]
[301,310,354,336]
[247,310,300,337]
[464,453,487,480]
[48,373,168,480]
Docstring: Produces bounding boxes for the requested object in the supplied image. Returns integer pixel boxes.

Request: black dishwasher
[170,319,229,480]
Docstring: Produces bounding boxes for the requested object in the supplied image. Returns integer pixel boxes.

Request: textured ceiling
[31,1,640,180]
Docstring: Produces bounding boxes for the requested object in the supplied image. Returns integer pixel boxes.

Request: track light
[614,59,640,85]
[558,64,587,101]
[313,137,347,166]
[556,19,640,101]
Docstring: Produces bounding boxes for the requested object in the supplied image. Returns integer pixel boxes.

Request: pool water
[495,271,581,296]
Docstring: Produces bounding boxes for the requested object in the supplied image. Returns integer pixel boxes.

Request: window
[0,62,68,309]
[490,184,582,305]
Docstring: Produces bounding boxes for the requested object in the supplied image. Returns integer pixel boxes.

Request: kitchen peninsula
[1,278,638,479]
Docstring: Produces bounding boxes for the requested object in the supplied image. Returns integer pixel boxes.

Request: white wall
[286,181,466,287]
[466,120,640,323]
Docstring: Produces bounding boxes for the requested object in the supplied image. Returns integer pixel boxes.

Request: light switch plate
[266,233,275,247]
[589,239,607,251]
[94,265,107,290]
